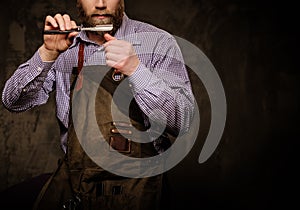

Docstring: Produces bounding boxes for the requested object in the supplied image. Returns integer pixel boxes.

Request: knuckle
[54,13,62,18]
[71,20,77,26]
[63,14,70,19]
[45,15,54,23]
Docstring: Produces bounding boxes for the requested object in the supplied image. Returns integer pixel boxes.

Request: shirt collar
[115,14,141,46]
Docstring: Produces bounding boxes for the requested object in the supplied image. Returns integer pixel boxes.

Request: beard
[76,0,124,37]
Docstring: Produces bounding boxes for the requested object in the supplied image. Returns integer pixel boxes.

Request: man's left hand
[103,34,140,76]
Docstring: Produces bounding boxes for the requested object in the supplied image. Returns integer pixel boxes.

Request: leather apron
[33,43,164,210]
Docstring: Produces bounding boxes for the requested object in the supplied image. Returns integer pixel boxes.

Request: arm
[2,14,78,112]
[104,34,195,135]
[2,53,55,112]
[129,37,195,135]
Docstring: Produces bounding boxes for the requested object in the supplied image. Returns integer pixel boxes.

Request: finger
[105,59,117,68]
[54,13,66,30]
[104,33,116,42]
[67,20,79,38]
[62,14,72,30]
[106,59,124,70]
[67,31,79,40]
[70,20,78,29]
[104,44,122,54]
[45,15,58,29]
[105,52,124,63]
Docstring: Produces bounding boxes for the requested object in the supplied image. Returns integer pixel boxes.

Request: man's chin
[95,31,106,37]
[91,18,113,26]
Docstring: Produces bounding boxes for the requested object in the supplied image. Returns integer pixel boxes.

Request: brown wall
[0,0,298,209]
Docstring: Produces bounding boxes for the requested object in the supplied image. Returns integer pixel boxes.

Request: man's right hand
[39,14,78,61]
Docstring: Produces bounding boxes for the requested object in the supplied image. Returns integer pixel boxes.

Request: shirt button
[129,84,132,87]
[37,67,42,72]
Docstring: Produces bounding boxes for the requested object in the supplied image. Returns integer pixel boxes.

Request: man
[2,0,195,209]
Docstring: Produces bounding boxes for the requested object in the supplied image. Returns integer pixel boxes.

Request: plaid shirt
[2,15,195,152]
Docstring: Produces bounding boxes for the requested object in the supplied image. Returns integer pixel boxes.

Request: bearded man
[2,0,195,209]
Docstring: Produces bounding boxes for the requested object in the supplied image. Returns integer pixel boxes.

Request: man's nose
[95,0,106,9]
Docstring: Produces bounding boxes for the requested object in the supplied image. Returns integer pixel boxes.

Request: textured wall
[0,0,78,194]
[0,0,298,209]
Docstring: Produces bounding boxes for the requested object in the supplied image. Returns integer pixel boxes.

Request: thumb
[104,33,116,41]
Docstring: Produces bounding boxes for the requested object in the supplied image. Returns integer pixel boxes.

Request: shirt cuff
[21,51,54,83]
[128,62,152,93]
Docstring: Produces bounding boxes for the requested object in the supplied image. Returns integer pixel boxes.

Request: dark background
[0,0,298,209]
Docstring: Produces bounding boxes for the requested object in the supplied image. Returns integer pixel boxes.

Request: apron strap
[75,42,85,91]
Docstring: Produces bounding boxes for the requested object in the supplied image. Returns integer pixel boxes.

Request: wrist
[127,58,140,76]
[39,44,60,62]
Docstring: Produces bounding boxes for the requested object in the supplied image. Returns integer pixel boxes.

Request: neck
[87,32,106,45]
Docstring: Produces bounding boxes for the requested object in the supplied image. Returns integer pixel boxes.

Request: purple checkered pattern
[2,15,195,152]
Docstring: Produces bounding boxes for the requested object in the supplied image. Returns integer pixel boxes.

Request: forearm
[129,63,195,135]
[2,50,55,112]
[39,44,61,61]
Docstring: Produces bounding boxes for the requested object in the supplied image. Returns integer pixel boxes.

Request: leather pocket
[109,135,131,153]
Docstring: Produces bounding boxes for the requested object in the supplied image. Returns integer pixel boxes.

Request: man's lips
[92,14,112,19]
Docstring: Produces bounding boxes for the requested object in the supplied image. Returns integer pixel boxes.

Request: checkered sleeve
[128,36,195,135]
[2,50,56,112]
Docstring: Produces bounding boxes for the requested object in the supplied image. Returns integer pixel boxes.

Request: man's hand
[103,34,140,76]
[39,14,78,61]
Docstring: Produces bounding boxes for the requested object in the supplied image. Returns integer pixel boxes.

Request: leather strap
[75,42,85,91]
